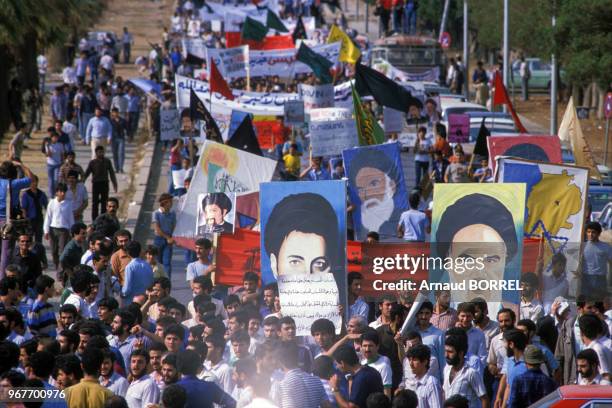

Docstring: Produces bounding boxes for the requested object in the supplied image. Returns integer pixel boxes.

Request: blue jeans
[47,164,60,197]
[154,236,173,278]
[403,4,416,34]
[415,160,429,186]
[112,138,125,172]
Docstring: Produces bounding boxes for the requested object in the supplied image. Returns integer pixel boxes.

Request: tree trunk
[18,31,39,90]
[596,84,604,119]
[582,83,593,107]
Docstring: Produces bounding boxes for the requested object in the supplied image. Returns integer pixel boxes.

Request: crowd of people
[0,0,610,408]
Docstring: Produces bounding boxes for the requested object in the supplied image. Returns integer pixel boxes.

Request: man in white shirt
[43,182,74,269]
[576,349,612,385]
[204,335,234,393]
[100,52,114,75]
[359,331,393,398]
[63,269,94,319]
[579,313,611,382]
[121,27,133,64]
[125,350,160,407]
[37,54,48,94]
[99,349,129,396]
[443,334,488,408]
[520,272,544,323]
[405,344,443,408]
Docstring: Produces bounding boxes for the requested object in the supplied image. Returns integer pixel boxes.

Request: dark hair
[243,271,259,284]
[585,221,602,233]
[435,193,518,261]
[202,192,232,213]
[59,304,78,317]
[366,231,380,241]
[279,316,296,327]
[367,393,391,408]
[578,314,602,340]
[87,335,109,350]
[264,193,340,271]
[98,297,119,311]
[116,309,136,329]
[164,324,185,341]
[332,345,359,366]
[408,192,420,209]
[312,355,335,379]
[0,277,19,296]
[497,308,516,323]
[55,182,68,193]
[224,294,240,308]
[230,330,251,345]
[29,351,56,379]
[0,341,20,373]
[55,354,83,380]
[193,275,213,291]
[71,270,92,294]
[277,341,299,369]
[419,301,434,313]
[104,396,129,408]
[360,330,380,346]
[576,348,599,366]
[263,316,280,328]
[161,384,187,408]
[70,222,87,236]
[470,297,488,313]
[393,389,418,408]
[347,272,363,286]
[517,318,536,334]
[445,334,468,355]
[404,330,422,342]
[503,329,528,351]
[37,336,61,355]
[130,349,149,364]
[177,350,200,376]
[443,394,469,408]
[262,282,278,295]
[0,370,25,387]
[81,347,105,376]
[310,319,335,336]
[457,302,475,315]
[195,238,212,249]
[58,330,79,351]
[34,275,55,295]
[235,357,256,377]
[95,145,104,152]
[126,241,141,258]
[406,344,430,366]
[145,245,158,256]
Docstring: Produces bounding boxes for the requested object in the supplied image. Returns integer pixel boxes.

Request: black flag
[292,17,307,43]
[227,114,263,156]
[189,89,222,143]
[185,53,205,66]
[473,118,491,158]
[355,63,423,112]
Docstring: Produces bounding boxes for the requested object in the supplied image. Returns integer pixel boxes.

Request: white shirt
[125,374,160,408]
[361,355,393,387]
[578,373,612,385]
[63,293,93,319]
[62,67,77,85]
[37,55,48,75]
[43,198,75,233]
[100,372,129,397]
[232,385,254,408]
[204,359,234,393]
[66,183,88,212]
[487,332,506,371]
[586,337,612,376]
[408,373,443,408]
[402,355,440,387]
[520,298,544,323]
[100,54,114,72]
[443,364,487,408]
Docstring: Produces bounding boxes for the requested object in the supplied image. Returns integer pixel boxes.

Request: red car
[529,385,612,407]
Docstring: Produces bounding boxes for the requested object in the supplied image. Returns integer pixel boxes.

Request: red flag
[209,59,234,101]
[493,72,527,133]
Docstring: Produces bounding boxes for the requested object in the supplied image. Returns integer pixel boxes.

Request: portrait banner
[447,114,470,143]
[160,109,180,141]
[430,183,526,304]
[260,181,347,335]
[343,142,409,241]
[196,192,237,236]
[173,141,276,240]
[488,135,562,173]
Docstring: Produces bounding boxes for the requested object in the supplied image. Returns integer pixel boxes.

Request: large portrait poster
[260,181,346,335]
[487,135,562,173]
[343,142,408,241]
[196,193,237,235]
[430,184,526,304]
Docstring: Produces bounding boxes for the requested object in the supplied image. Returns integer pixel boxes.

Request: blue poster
[343,142,408,241]
[228,110,250,140]
[260,180,347,333]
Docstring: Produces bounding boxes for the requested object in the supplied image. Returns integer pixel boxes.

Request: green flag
[266,10,288,33]
[242,17,268,42]
[296,43,333,84]
[351,84,384,145]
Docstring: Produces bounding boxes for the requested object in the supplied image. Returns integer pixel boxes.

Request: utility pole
[463,0,469,100]
[503,0,509,113]
[439,0,451,41]
[550,0,558,135]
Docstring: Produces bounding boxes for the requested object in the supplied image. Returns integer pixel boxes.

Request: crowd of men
[0,0,610,408]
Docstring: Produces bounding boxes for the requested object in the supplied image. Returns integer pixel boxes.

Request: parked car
[528,385,612,407]
[510,57,566,90]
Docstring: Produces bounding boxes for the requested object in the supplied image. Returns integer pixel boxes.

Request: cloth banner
[225,33,295,50]
[383,107,404,134]
[173,141,276,240]
[206,46,249,79]
[371,59,441,83]
[309,108,358,156]
[252,116,285,149]
[488,135,562,173]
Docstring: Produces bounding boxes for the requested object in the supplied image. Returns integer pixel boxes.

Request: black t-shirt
[349,365,384,408]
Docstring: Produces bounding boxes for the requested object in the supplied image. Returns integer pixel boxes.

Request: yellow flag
[558,97,601,180]
[327,25,361,64]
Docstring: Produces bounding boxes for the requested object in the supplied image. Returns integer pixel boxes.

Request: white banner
[372,59,441,83]
[309,118,358,156]
[298,84,335,113]
[160,109,180,141]
[247,42,341,78]
[206,46,249,79]
[181,38,207,59]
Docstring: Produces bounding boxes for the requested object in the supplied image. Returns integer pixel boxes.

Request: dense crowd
[0,0,610,408]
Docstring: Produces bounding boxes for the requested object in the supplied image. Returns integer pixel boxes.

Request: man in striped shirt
[27,275,58,337]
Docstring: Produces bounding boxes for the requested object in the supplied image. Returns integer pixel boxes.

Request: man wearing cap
[508,345,557,408]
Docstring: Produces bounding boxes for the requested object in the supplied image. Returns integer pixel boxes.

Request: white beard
[360,178,395,233]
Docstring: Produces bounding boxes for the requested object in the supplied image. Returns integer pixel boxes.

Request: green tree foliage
[555,0,612,88]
